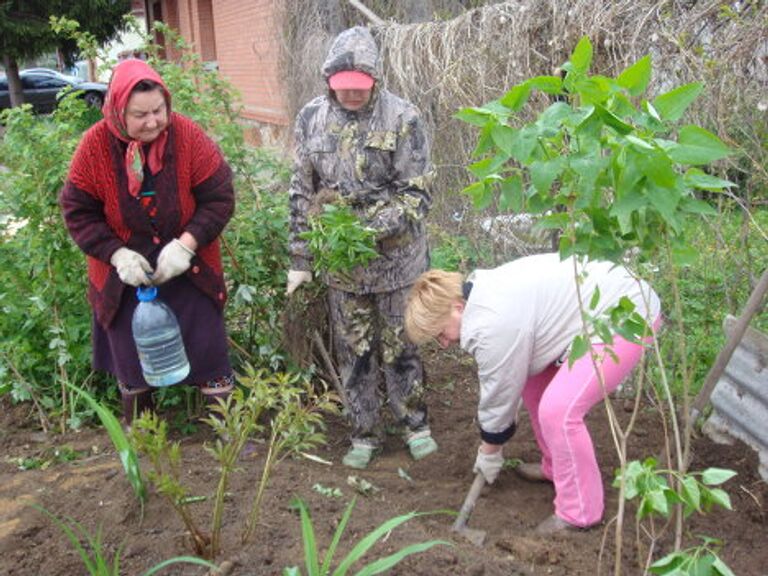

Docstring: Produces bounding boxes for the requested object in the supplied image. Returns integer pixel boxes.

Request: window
[22,74,69,89]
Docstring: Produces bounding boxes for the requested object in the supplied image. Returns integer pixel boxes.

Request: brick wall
[212,0,289,129]
[155,0,290,145]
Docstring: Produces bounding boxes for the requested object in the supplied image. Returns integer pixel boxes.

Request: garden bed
[1,350,766,575]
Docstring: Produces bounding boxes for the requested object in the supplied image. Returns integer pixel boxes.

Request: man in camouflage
[286,26,437,469]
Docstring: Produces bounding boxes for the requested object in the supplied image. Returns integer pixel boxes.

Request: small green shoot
[31,504,218,576]
[65,382,146,505]
[346,475,380,497]
[284,496,451,576]
[313,484,343,498]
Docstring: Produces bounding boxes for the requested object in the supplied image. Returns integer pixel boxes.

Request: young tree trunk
[2,55,25,107]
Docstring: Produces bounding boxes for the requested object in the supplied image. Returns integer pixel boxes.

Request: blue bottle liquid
[132,286,190,387]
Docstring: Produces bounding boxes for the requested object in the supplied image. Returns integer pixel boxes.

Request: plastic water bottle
[132,286,190,387]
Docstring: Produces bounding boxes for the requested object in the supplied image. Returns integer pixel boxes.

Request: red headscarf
[102,59,172,198]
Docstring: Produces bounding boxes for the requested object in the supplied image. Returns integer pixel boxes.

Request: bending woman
[405,253,661,534]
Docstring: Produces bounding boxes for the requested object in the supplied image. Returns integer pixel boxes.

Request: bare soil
[1,350,766,576]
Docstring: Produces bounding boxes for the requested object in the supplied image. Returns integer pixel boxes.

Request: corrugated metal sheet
[703,315,768,481]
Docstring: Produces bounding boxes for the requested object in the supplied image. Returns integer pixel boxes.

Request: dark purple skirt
[93,275,232,390]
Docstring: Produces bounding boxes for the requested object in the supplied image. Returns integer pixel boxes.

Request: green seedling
[32,504,217,576]
[347,475,380,497]
[66,382,146,506]
[284,496,451,576]
[313,484,343,498]
[502,457,523,471]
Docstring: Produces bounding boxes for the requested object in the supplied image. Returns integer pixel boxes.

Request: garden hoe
[451,472,487,546]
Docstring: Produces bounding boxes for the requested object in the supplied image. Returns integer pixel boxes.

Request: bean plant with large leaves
[457,36,737,575]
[456,36,733,266]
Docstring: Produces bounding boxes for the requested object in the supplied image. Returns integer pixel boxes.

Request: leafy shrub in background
[0,97,105,432]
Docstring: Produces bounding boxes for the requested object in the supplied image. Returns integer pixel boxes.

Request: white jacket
[460,253,661,439]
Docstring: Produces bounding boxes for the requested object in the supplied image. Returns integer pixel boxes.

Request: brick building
[143,0,290,145]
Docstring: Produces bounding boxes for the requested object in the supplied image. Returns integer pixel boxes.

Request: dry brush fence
[280,0,767,256]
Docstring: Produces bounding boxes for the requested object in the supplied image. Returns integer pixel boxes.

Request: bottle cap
[136,285,158,302]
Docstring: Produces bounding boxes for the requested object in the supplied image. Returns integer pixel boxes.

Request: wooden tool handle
[452,472,486,531]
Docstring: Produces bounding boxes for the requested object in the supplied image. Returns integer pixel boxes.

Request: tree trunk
[2,55,25,107]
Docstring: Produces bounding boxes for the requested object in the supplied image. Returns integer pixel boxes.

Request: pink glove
[152,238,195,285]
[110,247,153,287]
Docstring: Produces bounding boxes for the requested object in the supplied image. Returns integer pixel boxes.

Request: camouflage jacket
[288,26,432,294]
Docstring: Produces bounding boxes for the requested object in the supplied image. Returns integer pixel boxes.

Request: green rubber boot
[342,441,377,469]
[407,429,438,461]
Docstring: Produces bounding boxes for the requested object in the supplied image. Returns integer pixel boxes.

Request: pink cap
[328,70,375,90]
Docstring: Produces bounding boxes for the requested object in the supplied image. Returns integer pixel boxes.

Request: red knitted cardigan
[60,113,235,328]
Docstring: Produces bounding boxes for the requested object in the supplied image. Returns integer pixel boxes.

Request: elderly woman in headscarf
[60,59,235,424]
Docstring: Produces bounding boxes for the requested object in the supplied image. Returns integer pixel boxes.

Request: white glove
[110,247,153,287]
[286,270,313,295]
[473,446,504,484]
[152,238,195,285]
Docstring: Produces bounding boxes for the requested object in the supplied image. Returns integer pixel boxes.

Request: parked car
[0,68,107,114]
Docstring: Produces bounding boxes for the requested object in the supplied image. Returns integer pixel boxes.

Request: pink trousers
[521,317,661,527]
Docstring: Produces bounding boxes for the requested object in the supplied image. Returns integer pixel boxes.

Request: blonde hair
[405,269,465,345]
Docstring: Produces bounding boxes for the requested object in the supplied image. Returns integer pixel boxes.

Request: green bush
[0,98,105,429]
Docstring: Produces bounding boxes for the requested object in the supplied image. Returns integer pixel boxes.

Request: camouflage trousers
[328,284,429,445]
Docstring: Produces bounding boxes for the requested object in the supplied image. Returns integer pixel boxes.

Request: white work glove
[286,270,313,296]
[473,446,504,484]
[110,247,153,287]
[152,238,195,285]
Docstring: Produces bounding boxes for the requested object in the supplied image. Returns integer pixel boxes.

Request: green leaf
[499,176,523,212]
[468,154,507,179]
[706,487,733,511]
[500,83,532,112]
[462,181,493,210]
[617,55,652,96]
[679,197,717,216]
[683,169,736,191]
[701,468,737,486]
[508,125,540,163]
[295,498,320,576]
[569,336,589,365]
[530,157,564,193]
[596,105,633,135]
[141,557,219,576]
[668,126,732,165]
[650,551,686,573]
[648,488,670,516]
[66,382,146,504]
[680,476,702,513]
[652,82,703,122]
[589,285,601,310]
[711,556,737,576]
[536,102,572,132]
[334,511,424,576]
[527,75,563,95]
[569,36,593,74]
[355,540,452,576]
[321,497,356,574]
[454,107,495,127]
[490,124,518,157]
